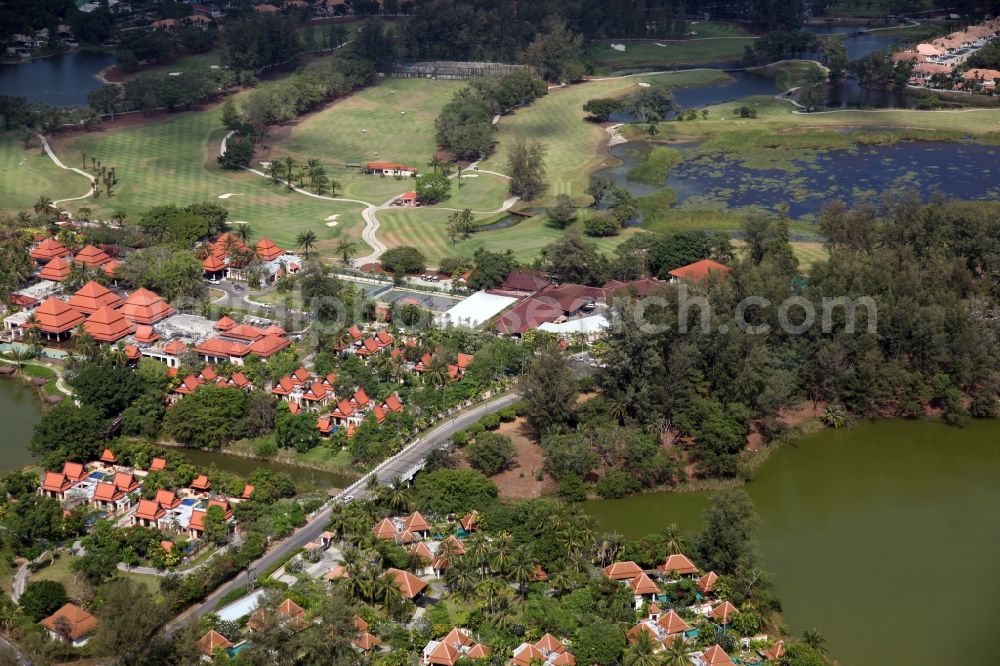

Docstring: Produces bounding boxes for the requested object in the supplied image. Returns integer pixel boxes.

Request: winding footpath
[36,134,95,207]
[219,132,518,265]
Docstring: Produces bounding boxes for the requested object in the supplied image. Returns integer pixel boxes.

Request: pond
[0,49,114,106]
[0,377,43,472]
[174,447,356,493]
[610,71,780,123]
[805,24,901,61]
[661,141,1000,218]
[583,419,1000,666]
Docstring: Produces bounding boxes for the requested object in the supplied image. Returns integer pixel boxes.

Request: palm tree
[465,533,493,577]
[386,476,410,512]
[508,544,536,600]
[334,239,357,265]
[802,628,827,655]
[661,524,686,556]
[296,230,318,258]
[623,627,660,666]
[33,196,53,216]
[283,156,295,189]
[491,532,514,573]
[662,635,689,666]
[821,404,846,429]
[444,559,478,599]
[306,159,325,188]
[426,155,446,174]
[234,224,254,245]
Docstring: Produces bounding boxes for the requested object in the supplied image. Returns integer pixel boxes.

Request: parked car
[233,284,244,292]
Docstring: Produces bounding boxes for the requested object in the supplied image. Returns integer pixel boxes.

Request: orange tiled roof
[659,553,698,575]
[149,457,166,472]
[73,244,112,267]
[658,610,691,636]
[82,306,134,343]
[385,567,427,599]
[40,603,97,641]
[197,630,233,657]
[667,259,731,283]
[119,288,175,325]
[155,489,180,509]
[42,471,71,494]
[113,471,137,492]
[93,481,123,502]
[191,474,211,490]
[102,259,120,278]
[403,511,430,533]
[135,498,165,522]
[255,237,284,261]
[629,572,659,595]
[30,238,71,262]
[32,297,85,334]
[698,571,718,594]
[710,600,739,624]
[602,561,643,580]
[38,256,70,281]
[702,644,735,665]
[62,462,86,482]
[67,281,123,315]
[247,334,291,357]
[134,325,159,343]
[100,448,116,463]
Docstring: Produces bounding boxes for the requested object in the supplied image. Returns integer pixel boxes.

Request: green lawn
[750,60,825,91]
[0,134,87,212]
[379,207,643,266]
[45,111,367,257]
[479,70,731,207]
[31,552,162,596]
[429,172,509,212]
[815,0,932,17]
[587,22,755,71]
[272,77,466,173]
[646,95,1000,145]
[116,50,222,82]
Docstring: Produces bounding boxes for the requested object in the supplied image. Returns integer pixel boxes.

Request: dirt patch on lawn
[462,418,556,501]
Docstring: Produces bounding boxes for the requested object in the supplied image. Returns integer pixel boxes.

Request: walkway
[36,134,95,207]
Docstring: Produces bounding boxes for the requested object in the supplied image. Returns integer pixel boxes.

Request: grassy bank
[587,22,755,72]
[750,60,825,91]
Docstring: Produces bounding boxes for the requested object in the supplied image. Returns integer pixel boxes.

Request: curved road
[164,391,521,635]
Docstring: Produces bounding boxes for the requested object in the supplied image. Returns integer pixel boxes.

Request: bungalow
[667,259,732,284]
[384,567,428,600]
[40,471,72,500]
[133,498,166,528]
[628,572,659,609]
[398,191,418,207]
[658,553,699,578]
[602,560,644,581]
[100,448,117,464]
[247,598,308,633]
[964,67,1000,90]
[511,634,574,666]
[698,571,718,595]
[693,644,735,666]
[91,481,126,511]
[403,511,431,537]
[149,457,167,473]
[82,306,134,343]
[63,461,87,483]
[197,630,233,659]
[355,629,382,652]
[188,499,234,540]
[627,608,693,650]
[710,600,739,626]
[190,474,211,493]
[447,353,474,380]
[422,627,489,664]
[363,161,418,177]
[40,603,98,647]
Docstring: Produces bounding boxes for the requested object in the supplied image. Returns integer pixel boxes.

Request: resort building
[40,603,98,647]
[31,296,86,341]
[37,256,70,282]
[422,627,489,664]
[197,630,233,659]
[384,567,428,600]
[68,281,124,316]
[30,238,71,264]
[511,634,575,666]
[363,161,418,177]
[72,244,112,268]
[119,288,176,325]
[82,306,135,343]
[667,259,732,284]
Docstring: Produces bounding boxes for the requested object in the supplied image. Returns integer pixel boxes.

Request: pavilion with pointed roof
[83,306,135,343]
[37,255,70,282]
[255,237,284,261]
[31,297,85,340]
[30,238,71,263]
[119,288,175,325]
[73,244,112,268]
[68,281,124,315]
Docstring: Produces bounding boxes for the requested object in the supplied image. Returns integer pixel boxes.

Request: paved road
[164,391,521,634]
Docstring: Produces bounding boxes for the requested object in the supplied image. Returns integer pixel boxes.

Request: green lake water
[174,447,355,493]
[0,377,43,471]
[584,419,1000,666]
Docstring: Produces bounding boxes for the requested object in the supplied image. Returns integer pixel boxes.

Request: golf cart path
[37,133,96,206]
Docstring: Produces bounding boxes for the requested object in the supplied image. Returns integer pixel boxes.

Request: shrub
[595,469,641,499]
[466,432,517,476]
[478,413,501,430]
[584,213,621,237]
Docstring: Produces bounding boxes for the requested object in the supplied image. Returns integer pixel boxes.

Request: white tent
[437,291,518,329]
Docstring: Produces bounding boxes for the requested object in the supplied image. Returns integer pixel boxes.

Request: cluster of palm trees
[81,154,118,198]
[267,157,340,196]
